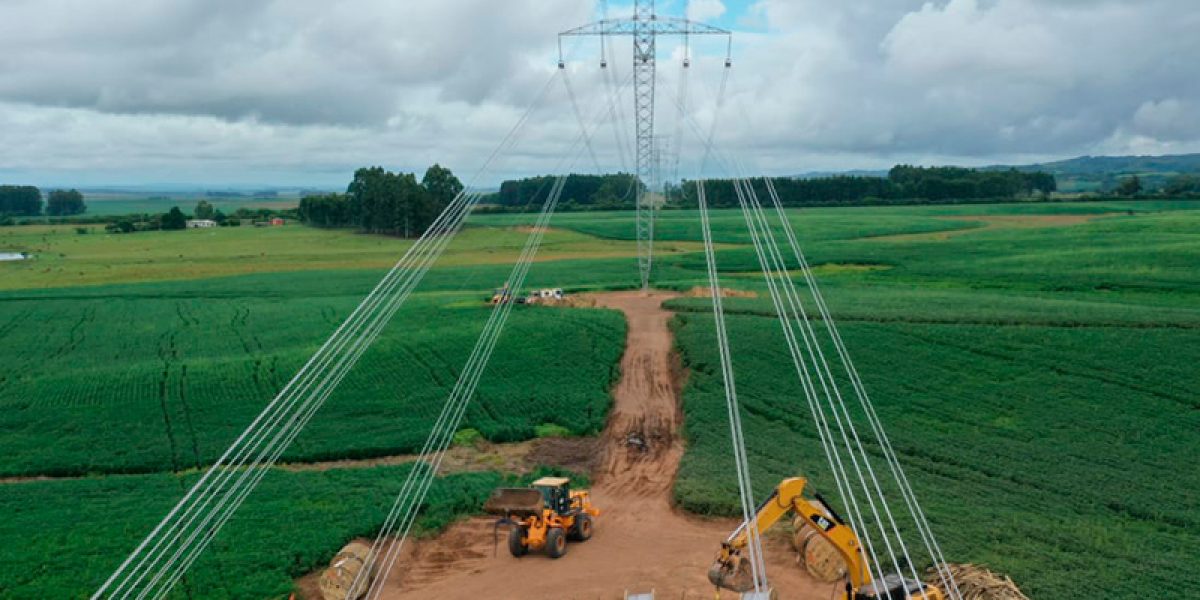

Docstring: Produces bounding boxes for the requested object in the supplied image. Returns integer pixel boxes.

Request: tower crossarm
[559,17,730,37]
[557,0,730,290]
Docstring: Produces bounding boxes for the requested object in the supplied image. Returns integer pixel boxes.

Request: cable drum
[791,509,847,584]
[319,541,376,600]
[795,526,847,583]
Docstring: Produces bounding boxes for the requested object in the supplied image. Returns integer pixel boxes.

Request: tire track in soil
[157,331,181,473]
[178,363,202,469]
[0,305,35,339]
[50,305,95,359]
[156,301,202,474]
[372,290,833,600]
[225,303,267,401]
[0,306,39,394]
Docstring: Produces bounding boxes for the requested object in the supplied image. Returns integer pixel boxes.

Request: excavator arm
[708,477,944,600]
[708,477,871,593]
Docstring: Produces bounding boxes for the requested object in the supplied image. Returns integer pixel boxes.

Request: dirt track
[376,290,833,600]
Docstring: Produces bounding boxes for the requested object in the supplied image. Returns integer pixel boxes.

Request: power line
[696,179,768,592]
[94,69,566,600]
[669,65,958,596]
[347,68,632,598]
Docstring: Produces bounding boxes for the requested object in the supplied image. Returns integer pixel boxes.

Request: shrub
[452,428,484,448]
[534,423,572,438]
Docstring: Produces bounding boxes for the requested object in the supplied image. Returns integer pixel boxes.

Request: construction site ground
[369,290,833,599]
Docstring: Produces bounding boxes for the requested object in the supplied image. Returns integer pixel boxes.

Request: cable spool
[319,541,375,600]
[791,516,847,583]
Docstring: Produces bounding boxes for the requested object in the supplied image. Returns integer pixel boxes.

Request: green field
[0,284,625,477]
[662,201,1200,599]
[0,220,717,290]
[1,200,1198,598]
[0,465,541,597]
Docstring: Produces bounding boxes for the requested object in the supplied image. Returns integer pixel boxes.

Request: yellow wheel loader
[709,477,946,600]
[485,476,600,559]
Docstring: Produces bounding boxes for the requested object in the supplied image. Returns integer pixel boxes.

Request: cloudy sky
[0,0,1197,188]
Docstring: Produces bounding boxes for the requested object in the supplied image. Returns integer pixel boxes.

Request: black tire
[507,526,528,557]
[568,514,594,542]
[545,527,568,559]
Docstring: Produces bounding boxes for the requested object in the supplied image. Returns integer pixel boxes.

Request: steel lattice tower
[561,0,730,289]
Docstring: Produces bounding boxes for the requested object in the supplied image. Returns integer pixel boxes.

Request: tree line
[0,186,87,217]
[479,166,1057,211]
[1163,174,1200,196]
[486,173,639,211]
[298,164,463,237]
[677,166,1058,208]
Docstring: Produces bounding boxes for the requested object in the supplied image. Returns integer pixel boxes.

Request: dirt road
[378,290,833,599]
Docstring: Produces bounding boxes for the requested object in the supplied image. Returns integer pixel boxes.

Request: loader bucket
[483,488,545,518]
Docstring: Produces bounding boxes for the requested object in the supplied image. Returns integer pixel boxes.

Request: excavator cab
[854,574,939,600]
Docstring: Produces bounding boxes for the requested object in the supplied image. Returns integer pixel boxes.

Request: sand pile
[682,286,758,298]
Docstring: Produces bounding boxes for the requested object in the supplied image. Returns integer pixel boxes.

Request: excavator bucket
[483,488,544,518]
[707,555,756,593]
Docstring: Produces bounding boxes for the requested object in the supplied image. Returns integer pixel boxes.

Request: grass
[1,199,1198,598]
[0,220,711,290]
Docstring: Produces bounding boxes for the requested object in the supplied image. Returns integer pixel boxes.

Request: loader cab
[532,476,573,515]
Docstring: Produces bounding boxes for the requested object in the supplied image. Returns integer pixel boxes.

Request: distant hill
[1006,153,1200,177]
[993,153,1200,193]
[794,153,1200,194]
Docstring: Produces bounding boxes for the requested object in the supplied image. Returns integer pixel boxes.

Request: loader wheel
[569,514,594,542]
[546,527,568,559]
[507,526,528,558]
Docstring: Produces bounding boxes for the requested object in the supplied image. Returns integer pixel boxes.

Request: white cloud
[0,0,1198,186]
[687,0,726,22]
[1132,98,1200,141]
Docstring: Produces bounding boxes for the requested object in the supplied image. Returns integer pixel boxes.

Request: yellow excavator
[708,477,946,600]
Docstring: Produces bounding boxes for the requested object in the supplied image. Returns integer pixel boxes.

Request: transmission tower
[561,0,731,289]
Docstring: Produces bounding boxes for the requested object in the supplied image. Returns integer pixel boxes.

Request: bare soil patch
[513,225,570,234]
[371,290,832,600]
[277,442,534,475]
[681,286,758,298]
[525,436,602,475]
[279,436,599,477]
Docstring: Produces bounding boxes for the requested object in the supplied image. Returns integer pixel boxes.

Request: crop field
[672,316,1200,599]
[1,200,1198,598]
[0,278,626,477]
[1,464,517,597]
[663,202,1200,599]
